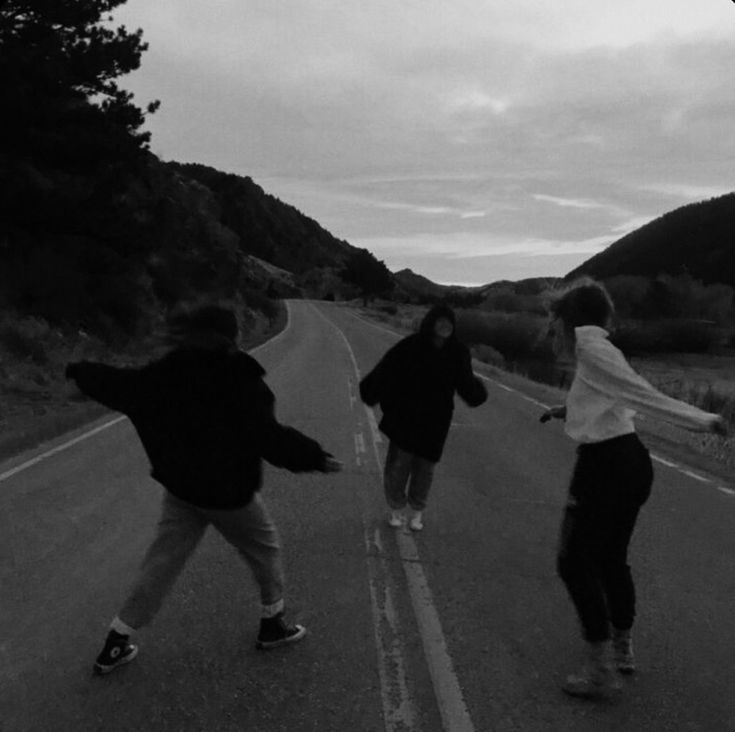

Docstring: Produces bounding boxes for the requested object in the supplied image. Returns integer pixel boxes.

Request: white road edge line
[312,302,477,732]
[0,302,296,483]
[0,416,127,483]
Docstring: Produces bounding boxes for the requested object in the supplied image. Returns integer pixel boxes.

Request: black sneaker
[93,630,139,675]
[255,612,307,650]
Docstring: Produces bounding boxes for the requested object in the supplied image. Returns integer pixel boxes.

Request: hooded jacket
[66,346,330,509]
[359,305,487,462]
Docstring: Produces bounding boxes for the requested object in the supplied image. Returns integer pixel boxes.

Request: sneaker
[387,511,404,528]
[93,630,139,675]
[256,612,307,650]
[562,642,621,700]
[612,628,635,675]
[408,512,423,531]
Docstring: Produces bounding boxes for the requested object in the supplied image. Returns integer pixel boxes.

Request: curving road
[2,300,735,732]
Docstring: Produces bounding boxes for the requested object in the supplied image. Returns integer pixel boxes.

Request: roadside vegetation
[361,274,735,472]
[0,301,286,462]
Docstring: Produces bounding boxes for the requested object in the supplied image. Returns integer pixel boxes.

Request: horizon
[112,2,735,284]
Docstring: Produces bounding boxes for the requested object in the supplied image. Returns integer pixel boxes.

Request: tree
[0,0,158,174]
[341,248,394,304]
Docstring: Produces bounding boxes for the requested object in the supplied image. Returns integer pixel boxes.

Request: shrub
[613,319,719,355]
[0,316,52,364]
[456,310,550,361]
[471,344,505,368]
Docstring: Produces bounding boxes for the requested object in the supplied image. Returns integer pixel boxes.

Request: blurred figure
[540,278,726,700]
[360,304,487,531]
[66,302,341,675]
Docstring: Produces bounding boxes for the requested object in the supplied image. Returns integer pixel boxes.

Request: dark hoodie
[359,305,487,462]
[66,346,330,509]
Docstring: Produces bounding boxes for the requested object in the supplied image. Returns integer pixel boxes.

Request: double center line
[311,303,476,732]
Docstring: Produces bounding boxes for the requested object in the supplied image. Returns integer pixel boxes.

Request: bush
[612,319,719,355]
[0,316,52,364]
[456,310,550,361]
[471,344,505,368]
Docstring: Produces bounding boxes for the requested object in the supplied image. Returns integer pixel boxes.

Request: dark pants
[383,441,436,511]
[557,433,653,643]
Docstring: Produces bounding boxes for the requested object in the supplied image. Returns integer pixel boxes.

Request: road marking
[0,303,294,482]
[395,531,476,732]
[312,302,477,732]
[0,416,127,484]
[363,525,418,731]
[652,454,679,468]
[681,469,710,483]
[718,486,735,496]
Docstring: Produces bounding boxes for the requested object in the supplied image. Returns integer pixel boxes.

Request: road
[2,300,735,732]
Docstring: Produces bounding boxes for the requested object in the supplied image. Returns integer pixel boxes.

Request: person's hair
[165,301,239,347]
[419,303,456,338]
[549,278,614,330]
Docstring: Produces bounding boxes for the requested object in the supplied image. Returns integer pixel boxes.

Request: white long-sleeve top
[565,325,719,443]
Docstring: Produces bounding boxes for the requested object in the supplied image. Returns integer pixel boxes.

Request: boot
[612,628,635,675]
[562,641,621,700]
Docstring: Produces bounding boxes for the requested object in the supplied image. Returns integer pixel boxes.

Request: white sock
[110,616,136,637]
[261,598,284,618]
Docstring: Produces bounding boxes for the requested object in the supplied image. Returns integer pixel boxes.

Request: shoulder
[231,350,267,379]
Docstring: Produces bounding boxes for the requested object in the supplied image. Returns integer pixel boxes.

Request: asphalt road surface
[3,300,735,732]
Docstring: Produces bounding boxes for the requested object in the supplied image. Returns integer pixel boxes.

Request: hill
[568,193,735,287]
[167,162,354,276]
[393,269,488,305]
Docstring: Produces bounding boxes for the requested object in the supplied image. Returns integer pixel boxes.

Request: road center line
[312,302,477,732]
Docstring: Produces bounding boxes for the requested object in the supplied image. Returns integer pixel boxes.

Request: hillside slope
[569,193,735,286]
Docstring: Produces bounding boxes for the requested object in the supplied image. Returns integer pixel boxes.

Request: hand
[323,455,343,473]
[711,416,728,437]
[540,405,566,423]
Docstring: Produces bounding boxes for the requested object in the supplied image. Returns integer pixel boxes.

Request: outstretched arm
[251,379,343,473]
[580,343,725,433]
[65,362,140,414]
[456,347,488,407]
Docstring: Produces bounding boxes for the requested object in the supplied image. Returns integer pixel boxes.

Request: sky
[112,1,735,285]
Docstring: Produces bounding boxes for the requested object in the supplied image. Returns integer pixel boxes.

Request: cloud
[111,1,735,283]
[532,194,611,210]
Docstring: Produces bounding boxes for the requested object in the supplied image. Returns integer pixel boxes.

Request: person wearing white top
[540,278,727,700]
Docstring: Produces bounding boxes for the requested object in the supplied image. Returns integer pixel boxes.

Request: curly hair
[549,277,614,329]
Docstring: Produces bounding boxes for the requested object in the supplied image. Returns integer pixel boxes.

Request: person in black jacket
[359,304,487,531]
[65,303,341,675]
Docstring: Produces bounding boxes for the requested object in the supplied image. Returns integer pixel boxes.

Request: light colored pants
[383,441,436,511]
[119,492,284,630]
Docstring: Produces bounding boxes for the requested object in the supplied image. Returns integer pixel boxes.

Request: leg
[556,503,611,644]
[556,449,612,644]
[383,441,412,510]
[406,455,435,511]
[598,442,653,633]
[206,493,284,608]
[207,494,305,649]
[118,493,207,629]
[94,493,207,674]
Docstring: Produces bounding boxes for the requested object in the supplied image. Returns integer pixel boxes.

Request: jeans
[119,492,284,629]
[383,441,436,511]
[557,433,653,643]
